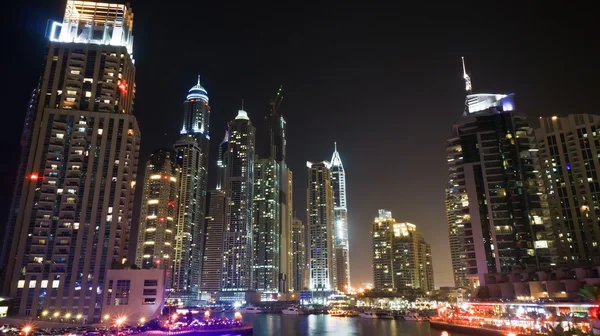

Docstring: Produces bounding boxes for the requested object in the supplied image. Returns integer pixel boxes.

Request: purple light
[566,164,571,170]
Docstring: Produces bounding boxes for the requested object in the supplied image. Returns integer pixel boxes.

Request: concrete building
[306,161,335,291]
[101,269,166,324]
[291,217,305,291]
[446,188,467,288]
[201,131,229,293]
[536,115,600,266]
[135,149,179,289]
[446,61,553,289]
[221,110,255,292]
[330,143,350,293]
[372,210,434,292]
[1,1,140,321]
[171,77,211,301]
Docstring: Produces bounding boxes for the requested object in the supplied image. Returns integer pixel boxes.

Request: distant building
[446,188,466,288]
[221,110,255,292]
[330,143,350,292]
[372,210,434,292]
[291,217,305,292]
[101,269,166,324]
[135,149,179,289]
[306,161,335,292]
[536,114,600,266]
[1,1,140,321]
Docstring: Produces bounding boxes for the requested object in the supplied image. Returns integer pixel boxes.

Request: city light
[103,314,110,321]
[76,314,82,320]
[234,312,242,320]
[139,317,146,324]
[53,312,59,317]
[30,174,38,180]
[41,310,48,316]
[22,325,32,336]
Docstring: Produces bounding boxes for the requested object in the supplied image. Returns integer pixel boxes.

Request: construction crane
[269,85,284,116]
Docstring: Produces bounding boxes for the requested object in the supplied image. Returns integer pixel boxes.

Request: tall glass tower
[221,110,255,291]
[330,143,350,292]
[172,77,210,300]
[1,1,140,321]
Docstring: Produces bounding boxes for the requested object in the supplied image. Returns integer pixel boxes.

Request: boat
[241,305,263,314]
[282,306,303,315]
[359,311,379,319]
[345,310,360,317]
[376,311,394,319]
[403,312,426,321]
[328,308,346,317]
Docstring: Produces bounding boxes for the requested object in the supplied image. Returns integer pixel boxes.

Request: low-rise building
[101,269,166,324]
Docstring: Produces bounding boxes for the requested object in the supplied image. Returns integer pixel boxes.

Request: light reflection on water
[221,313,470,336]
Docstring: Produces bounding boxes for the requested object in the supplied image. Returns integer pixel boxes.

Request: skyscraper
[135,149,179,288]
[446,188,466,288]
[330,143,350,292]
[536,115,600,266]
[372,210,434,292]
[201,131,229,293]
[291,217,305,292]
[252,159,281,293]
[221,110,255,292]
[1,1,140,320]
[446,60,553,288]
[306,161,335,291]
[172,77,211,300]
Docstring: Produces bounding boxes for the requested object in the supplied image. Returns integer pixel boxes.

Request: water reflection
[234,313,470,336]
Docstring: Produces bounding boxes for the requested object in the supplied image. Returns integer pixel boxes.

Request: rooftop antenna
[241,97,244,110]
[461,57,472,93]
[334,141,337,152]
[197,75,201,86]
[269,85,284,116]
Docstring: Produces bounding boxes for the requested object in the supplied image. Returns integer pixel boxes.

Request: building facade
[330,143,350,292]
[172,78,211,300]
[201,131,229,293]
[221,110,255,291]
[372,210,434,292]
[306,161,335,291]
[446,188,467,287]
[135,149,179,289]
[446,92,554,289]
[1,1,140,321]
[536,115,600,266]
[252,158,281,293]
[291,217,305,291]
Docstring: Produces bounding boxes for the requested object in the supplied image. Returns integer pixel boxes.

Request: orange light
[30,174,38,180]
[172,313,178,320]
[441,331,449,336]
[22,326,32,334]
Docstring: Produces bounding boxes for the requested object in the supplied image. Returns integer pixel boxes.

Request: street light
[139,317,145,325]
[41,311,48,317]
[116,317,126,336]
[22,326,32,336]
[204,310,210,320]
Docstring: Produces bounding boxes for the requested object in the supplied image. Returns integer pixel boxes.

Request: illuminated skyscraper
[252,159,281,293]
[135,149,179,289]
[172,78,210,300]
[306,161,335,291]
[1,1,140,321]
[291,217,305,292]
[446,188,466,287]
[221,110,255,291]
[536,115,600,266]
[330,143,350,292]
[201,131,228,293]
[446,59,553,288]
[372,210,434,292]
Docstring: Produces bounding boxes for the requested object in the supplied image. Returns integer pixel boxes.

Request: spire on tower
[461,57,472,93]
[197,75,201,85]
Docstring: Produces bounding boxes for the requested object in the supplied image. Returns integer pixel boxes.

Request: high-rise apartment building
[172,78,211,300]
[1,1,140,321]
[201,131,229,293]
[291,217,305,291]
[536,115,600,266]
[252,159,281,293]
[446,188,466,288]
[330,143,350,292]
[306,161,335,291]
[221,110,255,291]
[372,210,434,292]
[446,87,553,288]
[135,149,179,289]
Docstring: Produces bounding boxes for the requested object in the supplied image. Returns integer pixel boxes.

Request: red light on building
[30,174,39,180]
[190,99,195,102]
[168,200,175,207]
[118,81,127,94]
[159,217,165,222]
[163,176,168,179]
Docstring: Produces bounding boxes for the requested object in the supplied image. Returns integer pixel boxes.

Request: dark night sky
[1,1,598,288]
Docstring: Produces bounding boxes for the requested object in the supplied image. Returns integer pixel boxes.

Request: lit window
[85,91,92,97]
[71,70,80,75]
[83,78,94,83]
[56,133,64,139]
[66,97,76,102]
[98,129,103,135]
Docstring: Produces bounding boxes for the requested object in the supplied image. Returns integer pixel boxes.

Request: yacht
[403,312,426,321]
[282,306,303,315]
[345,310,360,317]
[328,308,346,317]
[359,311,379,319]
[376,311,394,319]
[241,305,263,314]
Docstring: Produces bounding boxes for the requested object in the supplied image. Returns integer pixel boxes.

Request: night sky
[2,1,598,288]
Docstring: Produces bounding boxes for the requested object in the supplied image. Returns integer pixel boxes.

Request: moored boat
[359,311,379,319]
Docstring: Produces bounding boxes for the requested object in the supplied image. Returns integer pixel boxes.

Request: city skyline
[2,0,597,289]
